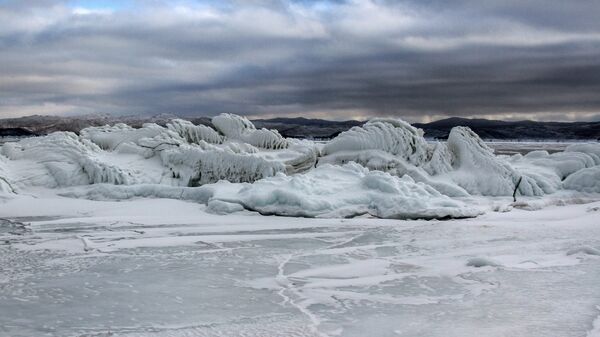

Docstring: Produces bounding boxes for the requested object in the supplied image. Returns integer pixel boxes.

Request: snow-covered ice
[1,114,600,336]
[1,195,600,336]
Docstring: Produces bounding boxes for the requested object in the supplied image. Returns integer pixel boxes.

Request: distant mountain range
[0,114,598,141]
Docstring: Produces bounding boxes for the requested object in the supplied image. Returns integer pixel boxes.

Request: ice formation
[212,113,288,149]
[1,132,137,187]
[563,166,600,193]
[1,113,599,219]
[210,163,482,219]
[444,126,555,196]
[166,119,223,144]
[321,118,432,168]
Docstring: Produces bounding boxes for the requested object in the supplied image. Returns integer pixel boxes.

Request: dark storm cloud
[1,0,600,121]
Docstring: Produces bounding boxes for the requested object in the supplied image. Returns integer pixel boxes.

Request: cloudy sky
[1,0,600,122]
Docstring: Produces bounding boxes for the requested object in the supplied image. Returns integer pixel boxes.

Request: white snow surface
[0,114,599,219]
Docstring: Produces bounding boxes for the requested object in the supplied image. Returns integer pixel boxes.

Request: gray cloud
[1,0,600,121]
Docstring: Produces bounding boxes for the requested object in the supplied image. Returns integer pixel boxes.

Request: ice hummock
[210,163,482,219]
[1,114,599,219]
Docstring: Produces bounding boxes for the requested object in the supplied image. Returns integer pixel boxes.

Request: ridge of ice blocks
[212,113,288,149]
[211,163,482,219]
[1,113,599,219]
[0,115,315,189]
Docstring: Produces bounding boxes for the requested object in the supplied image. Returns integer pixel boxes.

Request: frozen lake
[2,196,600,337]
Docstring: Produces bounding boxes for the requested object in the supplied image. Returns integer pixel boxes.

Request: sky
[1,0,600,122]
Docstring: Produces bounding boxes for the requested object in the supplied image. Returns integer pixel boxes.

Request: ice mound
[1,115,317,189]
[211,163,482,219]
[565,143,600,165]
[318,118,463,196]
[445,127,555,196]
[1,132,136,187]
[80,123,166,151]
[563,166,600,193]
[166,119,223,144]
[521,150,596,179]
[160,145,286,186]
[317,149,469,197]
[212,113,288,149]
[321,118,430,167]
[59,183,215,202]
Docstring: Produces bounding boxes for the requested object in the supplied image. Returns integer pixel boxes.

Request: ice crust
[1,114,599,219]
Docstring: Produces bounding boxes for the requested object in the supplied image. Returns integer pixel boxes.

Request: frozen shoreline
[1,115,600,336]
[1,194,600,336]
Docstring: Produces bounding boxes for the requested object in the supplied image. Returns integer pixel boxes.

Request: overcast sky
[1,0,600,122]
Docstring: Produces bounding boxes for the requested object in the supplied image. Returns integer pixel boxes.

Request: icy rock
[563,166,600,193]
[212,163,482,219]
[212,113,288,149]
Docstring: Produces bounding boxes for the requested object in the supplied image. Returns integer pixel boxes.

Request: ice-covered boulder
[212,113,288,149]
[211,163,481,219]
[563,166,600,193]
